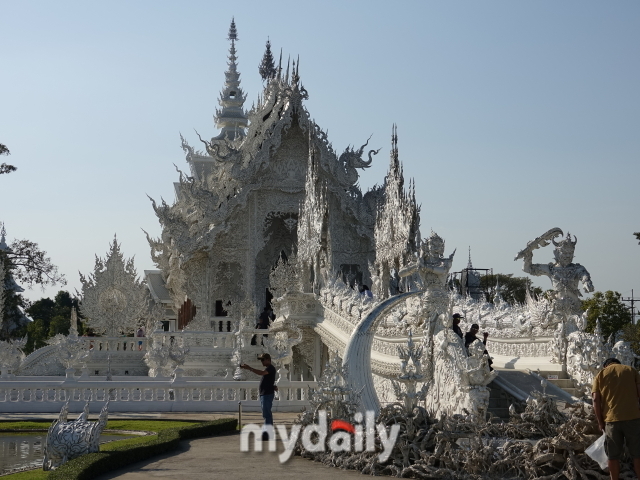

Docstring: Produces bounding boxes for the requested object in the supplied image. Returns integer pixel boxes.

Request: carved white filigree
[144,333,190,377]
[47,333,89,371]
[269,252,301,297]
[373,125,420,299]
[390,331,428,411]
[564,319,607,395]
[0,337,26,376]
[425,311,497,418]
[263,316,303,367]
[302,352,361,422]
[79,236,147,336]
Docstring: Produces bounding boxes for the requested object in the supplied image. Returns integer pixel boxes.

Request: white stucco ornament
[0,337,25,376]
[79,236,147,336]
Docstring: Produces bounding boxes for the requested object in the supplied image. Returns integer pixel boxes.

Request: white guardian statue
[515,228,593,322]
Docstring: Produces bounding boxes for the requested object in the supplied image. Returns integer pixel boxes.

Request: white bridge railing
[0,376,316,413]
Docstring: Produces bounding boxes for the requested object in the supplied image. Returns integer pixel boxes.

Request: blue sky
[1,1,639,303]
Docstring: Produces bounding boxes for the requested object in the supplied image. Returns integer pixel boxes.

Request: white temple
[4,20,637,417]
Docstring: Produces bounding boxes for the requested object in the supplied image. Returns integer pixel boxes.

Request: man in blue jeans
[241,353,277,440]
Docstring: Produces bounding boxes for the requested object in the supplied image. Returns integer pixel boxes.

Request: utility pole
[621,289,640,324]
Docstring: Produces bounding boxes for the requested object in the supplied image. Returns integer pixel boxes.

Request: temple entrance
[254,212,298,311]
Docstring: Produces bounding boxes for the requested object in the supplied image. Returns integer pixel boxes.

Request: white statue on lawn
[43,400,110,470]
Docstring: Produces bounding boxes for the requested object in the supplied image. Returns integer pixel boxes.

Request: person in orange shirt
[592,358,640,479]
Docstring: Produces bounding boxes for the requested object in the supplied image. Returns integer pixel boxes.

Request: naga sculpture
[338,136,380,170]
[515,228,594,321]
[43,400,110,470]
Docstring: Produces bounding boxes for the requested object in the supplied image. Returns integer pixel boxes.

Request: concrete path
[95,430,365,480]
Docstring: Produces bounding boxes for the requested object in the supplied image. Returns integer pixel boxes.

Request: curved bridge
[342,290,422,413]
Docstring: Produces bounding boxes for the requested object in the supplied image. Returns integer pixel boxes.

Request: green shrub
[47,418,237,480]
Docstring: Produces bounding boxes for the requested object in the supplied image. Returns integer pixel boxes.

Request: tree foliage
[5,238,66,287]
[621,322,640,358]
[634,231,640,244]
[582,290,632,339]
[1,226,65,340]
[0,252,29,339]
[20,290,83,355]
[0,142,16,175]
[479,273,543,305]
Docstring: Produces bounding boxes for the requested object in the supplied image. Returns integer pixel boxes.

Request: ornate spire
[228,17,237,41]
[259,38,276,81]
[0,223,7,251]
[388,124,402,184]
[213,18,248,142]
[467,246,473,269]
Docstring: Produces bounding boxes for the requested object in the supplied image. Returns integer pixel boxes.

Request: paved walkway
[95,430,364,480]
[0,412,365,479]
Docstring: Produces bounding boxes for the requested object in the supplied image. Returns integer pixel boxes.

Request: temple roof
[145,270,173,304]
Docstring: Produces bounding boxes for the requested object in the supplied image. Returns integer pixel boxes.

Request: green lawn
[0,420,203,479]
[0,419,199,432]
[0,471,48,480]
[0,421,53,431]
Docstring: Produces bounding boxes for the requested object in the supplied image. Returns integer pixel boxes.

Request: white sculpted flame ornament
[79,236,147,336]
[391,331,428,411]
[269,252,301,297]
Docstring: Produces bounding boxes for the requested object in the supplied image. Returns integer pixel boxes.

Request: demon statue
[399,231,455,329]
[515,228,593,323]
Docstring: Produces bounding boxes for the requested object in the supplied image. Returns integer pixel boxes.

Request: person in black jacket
[465,324,493,370]
[241,353,278,440]
[452,313,464,339]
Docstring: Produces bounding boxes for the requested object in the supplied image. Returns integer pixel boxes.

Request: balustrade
[84,337,148,352]
[0,377,315,413]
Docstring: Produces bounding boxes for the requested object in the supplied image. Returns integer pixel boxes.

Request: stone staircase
[538,370,580,398]
[487,383,512,420]
[487,369,581,421]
